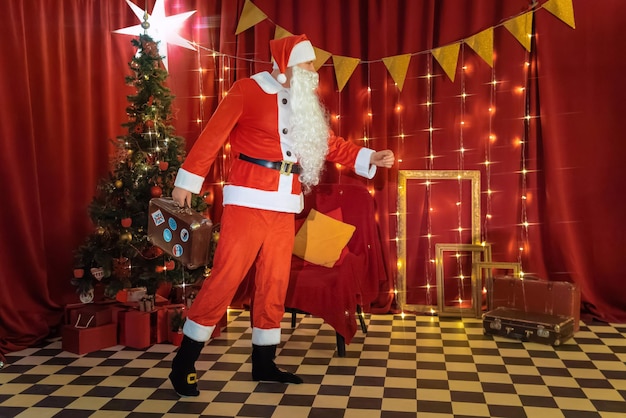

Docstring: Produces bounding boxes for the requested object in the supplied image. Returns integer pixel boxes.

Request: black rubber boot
[169,335,205,397]
[251,344,303,384]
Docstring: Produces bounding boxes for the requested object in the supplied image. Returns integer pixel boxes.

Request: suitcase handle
[505,326,529,342]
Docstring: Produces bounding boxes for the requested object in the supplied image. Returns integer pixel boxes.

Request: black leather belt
[239,153,301,175]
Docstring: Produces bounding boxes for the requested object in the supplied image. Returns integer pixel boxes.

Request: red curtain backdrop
[1,0,625,356]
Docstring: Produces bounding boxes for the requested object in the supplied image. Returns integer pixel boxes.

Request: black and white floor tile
[1,310,625,417]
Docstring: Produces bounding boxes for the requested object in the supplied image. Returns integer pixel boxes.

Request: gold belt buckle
[279,161,294,175]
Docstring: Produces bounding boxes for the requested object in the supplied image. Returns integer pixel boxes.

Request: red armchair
[284,183,388,356]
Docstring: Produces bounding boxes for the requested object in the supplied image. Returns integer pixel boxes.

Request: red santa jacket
[174,71,376,213]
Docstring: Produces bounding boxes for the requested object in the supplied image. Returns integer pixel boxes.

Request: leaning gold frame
[397,170,481,313]
[435,243,492,317]
[473,261,522,316]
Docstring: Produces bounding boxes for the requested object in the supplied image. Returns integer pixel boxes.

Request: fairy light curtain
[220,0,576,314]
[2,0,626,356]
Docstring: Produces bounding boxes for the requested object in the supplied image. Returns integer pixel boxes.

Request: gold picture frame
[473,261,522,315]
[435,243,492,317]
[396,170,481,313]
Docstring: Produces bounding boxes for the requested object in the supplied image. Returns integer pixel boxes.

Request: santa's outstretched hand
[370,150,395,168]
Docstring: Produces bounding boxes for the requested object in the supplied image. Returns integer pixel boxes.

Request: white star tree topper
[114,0,196,71]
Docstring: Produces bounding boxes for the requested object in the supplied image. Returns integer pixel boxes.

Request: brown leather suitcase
[483,307,575,346]
[147,198,213,269]
[488,275,581,332]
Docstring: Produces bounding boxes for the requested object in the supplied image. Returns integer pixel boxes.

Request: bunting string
[226,0,575,91]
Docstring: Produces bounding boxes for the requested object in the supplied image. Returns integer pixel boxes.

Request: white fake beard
[289,65,330,191]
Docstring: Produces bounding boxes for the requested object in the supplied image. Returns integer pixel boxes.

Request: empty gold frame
[435,243,492,316]
[473,261,522,315]
[397,170,481,313]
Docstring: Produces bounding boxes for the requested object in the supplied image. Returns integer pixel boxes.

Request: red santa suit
[174,71,377,346]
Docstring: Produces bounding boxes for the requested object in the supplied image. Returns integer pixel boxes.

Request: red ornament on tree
[165,260,176,270]
[158,161,169,171]
[150,185,163,198]
[121,217,132,228]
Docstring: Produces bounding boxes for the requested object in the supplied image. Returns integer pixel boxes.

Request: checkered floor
[1,310,626,418]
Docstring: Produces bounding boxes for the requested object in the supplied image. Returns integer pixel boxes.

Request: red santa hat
[270,34,316,84]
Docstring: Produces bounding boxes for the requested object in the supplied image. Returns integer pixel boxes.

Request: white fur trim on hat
[288,40,316,67]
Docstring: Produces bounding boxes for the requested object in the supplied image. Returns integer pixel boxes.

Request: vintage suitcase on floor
[487,275,581,332]
[147,198,213,269]
[483,307,575,346]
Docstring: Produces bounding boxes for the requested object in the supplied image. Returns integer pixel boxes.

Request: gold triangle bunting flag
[273,25,292,39]
[332,55,361,92]
[465,27,494,67]
[503,12,534,52]
[382,54,412,91]
[235,0,268,35]
[432,43,460,82]
[543,0,576,29]
[313,47,332,71]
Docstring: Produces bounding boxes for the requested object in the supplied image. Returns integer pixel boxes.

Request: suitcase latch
[537,326,550,338]
[490,318,502,330]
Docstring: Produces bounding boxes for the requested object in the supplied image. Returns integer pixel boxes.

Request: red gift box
[68,304,113,328]
[62,323,118,355]
[119,310,151,349]
[153,307,169,344]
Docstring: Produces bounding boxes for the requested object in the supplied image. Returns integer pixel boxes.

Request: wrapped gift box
[153,307,169,344]
[119,310,151,349]
[64,301,116,324]
[115,287,147,303]
[68,304,113,328]
[62,323,118,355]
[119,308,171,348]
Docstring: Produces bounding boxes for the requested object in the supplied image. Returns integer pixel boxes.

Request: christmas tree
[72,34,212,303]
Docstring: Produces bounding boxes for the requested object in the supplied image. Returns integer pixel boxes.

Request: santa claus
[169,34,394,397]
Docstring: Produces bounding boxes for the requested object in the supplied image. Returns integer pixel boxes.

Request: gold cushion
[293,209,356,268]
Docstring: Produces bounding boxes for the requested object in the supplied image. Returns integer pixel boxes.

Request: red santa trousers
[184,204,295,345]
